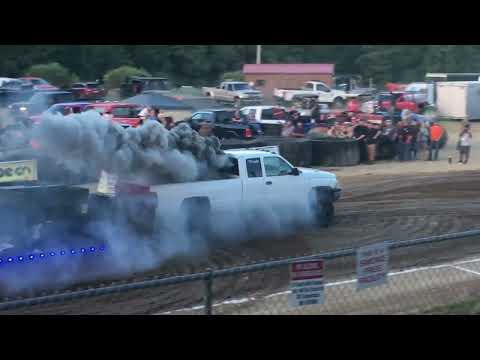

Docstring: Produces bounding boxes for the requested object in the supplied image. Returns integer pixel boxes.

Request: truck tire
[181,197,212,239]
[310,189,335,228]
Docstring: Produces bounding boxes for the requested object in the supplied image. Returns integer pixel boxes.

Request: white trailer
[436,81,480,121]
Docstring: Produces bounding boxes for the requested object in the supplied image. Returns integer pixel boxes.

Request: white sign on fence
[357,242,389,291]
[289,260,325,308]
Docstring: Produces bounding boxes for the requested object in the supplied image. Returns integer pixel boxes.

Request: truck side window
[246,158,263,178]
[264,157,293,177]
[317,84,330,92]
[261,108,274,120]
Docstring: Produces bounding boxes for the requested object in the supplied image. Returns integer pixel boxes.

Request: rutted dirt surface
[4,169,480,315]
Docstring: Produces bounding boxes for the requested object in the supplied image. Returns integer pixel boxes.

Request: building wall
[244,73,333,99]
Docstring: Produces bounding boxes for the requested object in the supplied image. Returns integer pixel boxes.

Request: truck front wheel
[310,189,335,228]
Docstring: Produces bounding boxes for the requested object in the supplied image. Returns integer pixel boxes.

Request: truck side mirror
[291,168,300,176]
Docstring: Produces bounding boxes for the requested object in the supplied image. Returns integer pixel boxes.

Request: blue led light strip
[0,245,106,266]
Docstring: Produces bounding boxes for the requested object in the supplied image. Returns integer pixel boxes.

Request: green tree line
[2,45,480,86]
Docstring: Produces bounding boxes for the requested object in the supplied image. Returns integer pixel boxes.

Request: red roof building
[243,63,335,98]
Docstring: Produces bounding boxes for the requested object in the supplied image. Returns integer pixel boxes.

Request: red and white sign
[289,260,325,308]
[357,242,389,291]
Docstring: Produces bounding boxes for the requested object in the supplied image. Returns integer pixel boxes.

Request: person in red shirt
[428,121,444,161]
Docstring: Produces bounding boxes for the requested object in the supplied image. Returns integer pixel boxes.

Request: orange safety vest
[430,125,444,142]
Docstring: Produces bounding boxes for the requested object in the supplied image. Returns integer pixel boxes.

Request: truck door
[316,83,334,104]
[242,157,269,209]
[262,155,306,208]
[218,83,230,101]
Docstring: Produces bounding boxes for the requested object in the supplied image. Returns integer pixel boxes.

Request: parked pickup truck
[240,106,288,125]
[148,149,341,232]
[183,109,263,140]
[274,81,358,108]
[202,82,264,107]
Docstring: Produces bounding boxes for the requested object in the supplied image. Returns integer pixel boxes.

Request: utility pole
[256,45,262,64]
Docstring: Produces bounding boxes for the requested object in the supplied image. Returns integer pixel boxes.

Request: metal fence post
[204,270,214,315]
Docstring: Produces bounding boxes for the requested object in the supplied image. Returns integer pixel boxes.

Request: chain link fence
[3,230,480,315]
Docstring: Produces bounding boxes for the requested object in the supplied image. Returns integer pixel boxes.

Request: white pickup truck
[274,81,358,108]
[149,149,341,233]
[202,82,264,107]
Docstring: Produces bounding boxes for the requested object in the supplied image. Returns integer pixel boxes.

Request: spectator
[366,122,381,164]
[164,117,175,130]
[396,119,410,161]
[232,110,243,123]
[139,106,151,122]
[428,121,444,161]
[418,122,430,161]
[291,120,306,138]
[377,119,397,160]
[405,119,420,160]
[311,103,321,123]
[282,120,295,137]
[353,119,369,163]
[458,124,472,164]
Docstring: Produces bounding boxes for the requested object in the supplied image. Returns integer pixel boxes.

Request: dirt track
[4,166,480,315]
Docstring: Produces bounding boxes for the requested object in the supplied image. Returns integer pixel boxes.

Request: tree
[24,62,78,88]
[103,65,151,89]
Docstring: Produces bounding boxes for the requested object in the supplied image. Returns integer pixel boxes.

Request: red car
[84,102,143,128]
[20,77,58,91]
[71,82,106,100]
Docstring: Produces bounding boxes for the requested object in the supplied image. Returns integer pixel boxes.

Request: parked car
[0,78,35,107]
[273,81,358,108]
[183,109,263,140]
[202,82,264,107]
[8,91,75,117]
[19,77,58,91]
[71,82,106,101]
[120,77,171,98]
[84,102,143,128]
[29,102,91,124]
[240,106,288,125]
[403,82,433,106]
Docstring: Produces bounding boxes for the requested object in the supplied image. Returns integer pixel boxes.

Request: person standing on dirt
[353,119,370,163]
[366,122,381,164]
[418,122,430,161]
[428,121,444,161]
[406,120,420,160]
[458,124,472,164]
[311,103,321,123]
[396,119,409,161]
